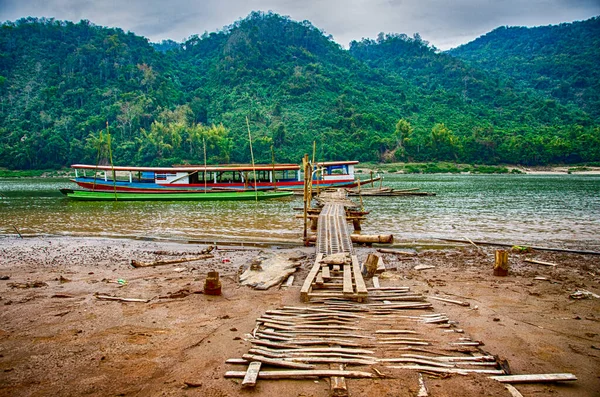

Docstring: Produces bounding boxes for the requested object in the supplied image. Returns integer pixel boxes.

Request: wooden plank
[352,255,368,297]
[330,363,348,397]
[225,369,375,379]
[367,286,410,291]
[321,265,331,280]
[343,263,353,294]
[285,275,295,287]
[315,272,324,286]
[241,361,261,387]
[372,276,380,289]
[226,358,248,364]
[300,253,323,302]
[376,256,386,274]
[370,296,425,301]
[489,373,578,383]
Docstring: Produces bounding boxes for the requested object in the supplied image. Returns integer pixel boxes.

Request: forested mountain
[0,12,598,169]
[448,17,600,120]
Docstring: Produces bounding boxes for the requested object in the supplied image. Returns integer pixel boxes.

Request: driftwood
[428,296,470,307]
[240,250,304,290]
[439,238,600,256]
[504,384,524,397]
[286,356,377,366]
[387,365,504,375]
[224,369,376,380]
[489,373,578,383]
[285,275,295,287]
[242,354,315,369]
[524,258,557,267]
[377,248,417,256]
[417,373,428,397]
[379,358,454,368]
[414,265,435,271]
[131,253,213,268]
[95,294,149,303]
[401,354,495,362]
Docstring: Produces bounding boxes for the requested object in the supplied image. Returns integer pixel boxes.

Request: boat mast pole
[107,121,118,201]
[246,116,258,202]
[203,137,207,193]
[302,154,309,244]
[92,130,102,191]
[271,145,277,191]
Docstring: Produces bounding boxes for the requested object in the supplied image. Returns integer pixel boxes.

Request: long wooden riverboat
[69,161,374,193]
[60,189,294,201]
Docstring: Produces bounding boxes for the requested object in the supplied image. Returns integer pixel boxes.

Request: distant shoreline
[357,163,600,175]
[1,164,600,178]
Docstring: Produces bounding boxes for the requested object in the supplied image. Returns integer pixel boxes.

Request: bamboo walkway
[301,189,368,302]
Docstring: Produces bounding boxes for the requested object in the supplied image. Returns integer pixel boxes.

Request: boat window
[156,173,176,181]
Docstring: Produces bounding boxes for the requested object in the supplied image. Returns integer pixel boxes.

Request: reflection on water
[1,175,599,249]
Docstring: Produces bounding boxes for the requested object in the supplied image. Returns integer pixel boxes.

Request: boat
[60,189,294,201]
[68,161,376,193]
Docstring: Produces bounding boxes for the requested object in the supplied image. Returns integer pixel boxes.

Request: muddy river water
[1,174,599,250]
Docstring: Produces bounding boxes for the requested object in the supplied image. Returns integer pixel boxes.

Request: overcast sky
[1,0,598,50]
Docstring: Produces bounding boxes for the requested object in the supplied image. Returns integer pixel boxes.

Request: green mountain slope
[0,13,598,169]
[447,17,600,120]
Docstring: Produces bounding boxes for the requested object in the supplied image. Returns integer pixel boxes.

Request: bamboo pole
[303,154,309,244]
[106,122,118,201]
[246,116,258,202]
[203,137,207,193]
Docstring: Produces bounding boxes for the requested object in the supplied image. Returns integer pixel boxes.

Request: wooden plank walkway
[301,189,368,302]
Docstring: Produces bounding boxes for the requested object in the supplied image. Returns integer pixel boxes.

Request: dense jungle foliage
[0,12,598,169]
[448,17,600,121]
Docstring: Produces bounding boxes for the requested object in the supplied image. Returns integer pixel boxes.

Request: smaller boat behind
[60,189,293,201]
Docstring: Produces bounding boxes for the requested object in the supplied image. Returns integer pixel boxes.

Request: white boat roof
[71,163,301,172]
[317,161,359,167]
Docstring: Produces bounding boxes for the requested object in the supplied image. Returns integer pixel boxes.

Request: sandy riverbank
[0,236,598,396]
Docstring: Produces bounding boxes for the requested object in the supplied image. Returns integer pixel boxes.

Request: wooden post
[494,250,509,276]
[362,254,379,278]
[204,271,222,295]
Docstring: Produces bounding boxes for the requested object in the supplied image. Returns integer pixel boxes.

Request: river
[1,174,599,250]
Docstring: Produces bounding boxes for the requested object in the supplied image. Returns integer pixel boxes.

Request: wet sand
[0,236,599,396]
